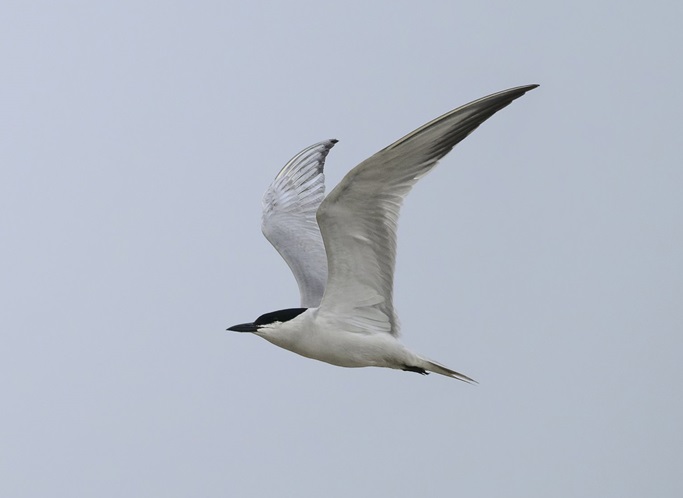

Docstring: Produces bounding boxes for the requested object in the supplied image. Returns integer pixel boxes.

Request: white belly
[257,311,411,369]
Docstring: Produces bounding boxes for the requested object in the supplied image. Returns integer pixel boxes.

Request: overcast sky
[2,1,682,497]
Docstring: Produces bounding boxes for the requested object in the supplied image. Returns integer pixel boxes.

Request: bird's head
[227,308,308,335]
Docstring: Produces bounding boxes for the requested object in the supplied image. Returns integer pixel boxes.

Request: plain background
[2,1,682,497]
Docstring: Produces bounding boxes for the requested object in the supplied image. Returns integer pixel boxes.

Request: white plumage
[229,84,538,382]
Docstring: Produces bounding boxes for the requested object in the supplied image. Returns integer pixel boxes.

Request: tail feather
[421,357,477,384]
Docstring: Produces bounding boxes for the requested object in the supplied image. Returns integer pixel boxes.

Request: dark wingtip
[507,83,539,97]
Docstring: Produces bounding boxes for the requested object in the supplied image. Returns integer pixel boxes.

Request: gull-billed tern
[228,84,538,382]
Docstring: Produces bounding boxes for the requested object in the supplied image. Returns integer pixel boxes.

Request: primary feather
[261,140,337,307]
[316,85,538,336]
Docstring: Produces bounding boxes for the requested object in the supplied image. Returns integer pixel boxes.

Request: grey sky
[2,1,682,497]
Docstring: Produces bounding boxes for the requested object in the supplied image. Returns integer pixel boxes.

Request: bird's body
[259,309,414,369]
[228,84,538,382]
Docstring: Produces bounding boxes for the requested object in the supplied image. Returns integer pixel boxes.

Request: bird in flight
[228,84,538,382]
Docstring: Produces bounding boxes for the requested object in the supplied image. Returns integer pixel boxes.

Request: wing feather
[262,140,337,307]
[316,85,538,335]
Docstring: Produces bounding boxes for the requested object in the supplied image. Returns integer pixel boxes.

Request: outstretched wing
[316,85,538,335]
[262,140,337,307]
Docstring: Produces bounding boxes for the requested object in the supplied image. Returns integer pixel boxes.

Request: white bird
[228,84,538,382]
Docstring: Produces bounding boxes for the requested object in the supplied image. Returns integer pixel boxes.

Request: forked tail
[419,357,477,384]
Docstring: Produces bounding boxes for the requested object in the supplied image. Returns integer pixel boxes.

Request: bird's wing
[316,85,538,336]
[261,139,337,308]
